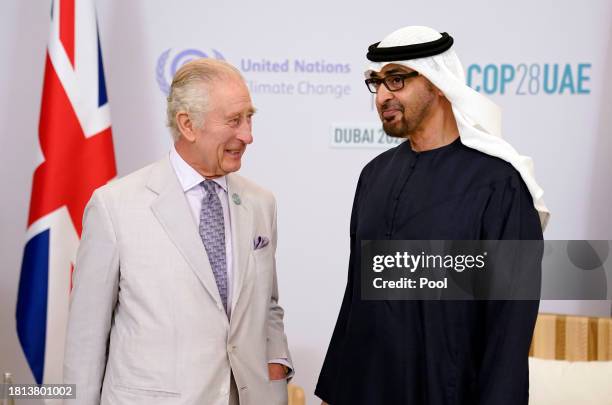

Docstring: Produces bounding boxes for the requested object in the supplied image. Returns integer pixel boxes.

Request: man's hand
[321,402,329,405]
[268,363,288,381]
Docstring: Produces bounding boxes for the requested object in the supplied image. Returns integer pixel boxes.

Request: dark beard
[382,119,410,139]
[381,94,434,139]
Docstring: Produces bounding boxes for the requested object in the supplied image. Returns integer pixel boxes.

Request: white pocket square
[253,236,270,250]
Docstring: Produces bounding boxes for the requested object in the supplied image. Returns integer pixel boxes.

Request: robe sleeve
[315,173,364,403]
[477,173,543,405]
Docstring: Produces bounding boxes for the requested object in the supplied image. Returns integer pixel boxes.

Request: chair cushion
[529,357,612,404]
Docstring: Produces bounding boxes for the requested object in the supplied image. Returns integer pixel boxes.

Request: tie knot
[201,180,219,196]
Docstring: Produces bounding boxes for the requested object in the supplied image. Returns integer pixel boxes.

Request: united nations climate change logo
[156,48,225,95]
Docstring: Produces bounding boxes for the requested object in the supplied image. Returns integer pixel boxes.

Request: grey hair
[166,58,243,141]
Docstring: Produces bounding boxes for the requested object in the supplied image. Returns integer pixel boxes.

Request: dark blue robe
[316,137,543,405]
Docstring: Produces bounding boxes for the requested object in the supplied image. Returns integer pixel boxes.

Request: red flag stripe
[59,0,75,68]
[28,54,116,236]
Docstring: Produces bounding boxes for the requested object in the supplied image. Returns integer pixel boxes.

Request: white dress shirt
[169,147,292,377]
[169,146,235,316]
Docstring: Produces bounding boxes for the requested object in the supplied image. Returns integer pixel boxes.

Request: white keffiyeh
[366,26,550,230]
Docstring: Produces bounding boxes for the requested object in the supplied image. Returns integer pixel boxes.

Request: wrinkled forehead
[367,63,419,77]
[365,60,422,79]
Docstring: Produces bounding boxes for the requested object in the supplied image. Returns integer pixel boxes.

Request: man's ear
[432,84,445,98]
[426,79,445,99]
[176,112,196,142]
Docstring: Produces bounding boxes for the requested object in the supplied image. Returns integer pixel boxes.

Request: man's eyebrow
[370,68,412,78]
[384,68,411,75]
[227,107,257,118]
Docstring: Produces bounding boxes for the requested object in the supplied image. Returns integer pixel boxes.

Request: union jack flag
[15,0,116,386]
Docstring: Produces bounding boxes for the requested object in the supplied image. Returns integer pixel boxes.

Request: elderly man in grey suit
[63,59,293,405]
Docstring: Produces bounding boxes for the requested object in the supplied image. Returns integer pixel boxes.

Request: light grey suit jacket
[63,156,292,405]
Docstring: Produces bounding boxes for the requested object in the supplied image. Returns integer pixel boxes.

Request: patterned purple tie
[198,180,228,313]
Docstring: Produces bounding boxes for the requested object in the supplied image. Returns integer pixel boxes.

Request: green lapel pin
[232,193,241,205]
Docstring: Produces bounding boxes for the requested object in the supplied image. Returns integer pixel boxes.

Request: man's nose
[376,84,394,106]
[237,121,253,144]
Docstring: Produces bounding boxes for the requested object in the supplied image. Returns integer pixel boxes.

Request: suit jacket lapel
[227,173,254,317]
[147,157,226,312]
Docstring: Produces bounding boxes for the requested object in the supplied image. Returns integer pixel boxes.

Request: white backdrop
[1,1,612,404]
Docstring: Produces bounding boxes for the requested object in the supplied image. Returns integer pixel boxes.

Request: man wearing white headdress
[316,26,548,405]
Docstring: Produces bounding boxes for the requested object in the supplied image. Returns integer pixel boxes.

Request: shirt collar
[169,145,227,193]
